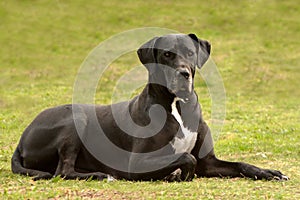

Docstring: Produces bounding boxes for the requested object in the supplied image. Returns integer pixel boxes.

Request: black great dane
[12,33,288,181]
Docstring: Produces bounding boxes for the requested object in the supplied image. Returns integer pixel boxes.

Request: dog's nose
[176,68,190,79]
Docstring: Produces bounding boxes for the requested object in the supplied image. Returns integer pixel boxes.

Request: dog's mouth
[174,91,191,101]
[168,83,192,100]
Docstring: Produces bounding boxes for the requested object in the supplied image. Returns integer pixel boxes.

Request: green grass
[1,0,299,199]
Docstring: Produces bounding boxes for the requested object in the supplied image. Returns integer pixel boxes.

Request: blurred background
[0,0,299,198]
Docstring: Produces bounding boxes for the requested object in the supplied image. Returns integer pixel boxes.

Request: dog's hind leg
[54,140,107,181]
[11,148,53,180]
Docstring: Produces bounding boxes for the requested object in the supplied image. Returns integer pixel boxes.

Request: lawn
[0,0,299,199]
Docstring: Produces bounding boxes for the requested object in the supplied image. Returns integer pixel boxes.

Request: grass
[0,0,299,199]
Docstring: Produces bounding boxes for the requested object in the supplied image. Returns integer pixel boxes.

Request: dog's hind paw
[107,175,116,182]
[32,172,53,181]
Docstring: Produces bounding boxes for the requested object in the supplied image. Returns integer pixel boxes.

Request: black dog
[12,33,288,181]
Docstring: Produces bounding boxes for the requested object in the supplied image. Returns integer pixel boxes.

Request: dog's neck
[143,83,196,112]
[146,83,174,111]
[130,82,200,131]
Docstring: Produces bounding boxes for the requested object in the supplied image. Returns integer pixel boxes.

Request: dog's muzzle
[168,67,192,98]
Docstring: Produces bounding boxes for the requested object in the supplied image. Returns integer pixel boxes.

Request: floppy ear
[137,37,158,65]
[188,33,211,68]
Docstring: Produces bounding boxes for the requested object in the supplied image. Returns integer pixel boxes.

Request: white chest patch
[170,98,198,154]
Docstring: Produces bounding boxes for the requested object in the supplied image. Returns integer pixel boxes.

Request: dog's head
[137,33,211,99]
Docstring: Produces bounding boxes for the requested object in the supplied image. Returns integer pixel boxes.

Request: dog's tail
[11,146,27,175]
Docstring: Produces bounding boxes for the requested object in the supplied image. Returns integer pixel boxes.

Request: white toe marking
[171,168,182,176]
[107,175,116,182]
[281,175,289,180]
[170,97,198,154]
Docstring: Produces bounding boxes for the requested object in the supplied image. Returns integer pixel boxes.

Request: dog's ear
[137,37,158,65]
[137,37,159,75]
[188,33,211,68]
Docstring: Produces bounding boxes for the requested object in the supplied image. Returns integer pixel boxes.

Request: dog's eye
[164,52,171,57]
[187,51,194,56]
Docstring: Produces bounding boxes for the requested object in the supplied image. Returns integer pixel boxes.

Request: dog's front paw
[257,169,289,181]
[240,163,289,181]
[164,169,182,182]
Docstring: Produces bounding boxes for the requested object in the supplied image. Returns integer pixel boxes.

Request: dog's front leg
[196,156,289,180]
[126,152,197,181]
[192,121,289,180]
